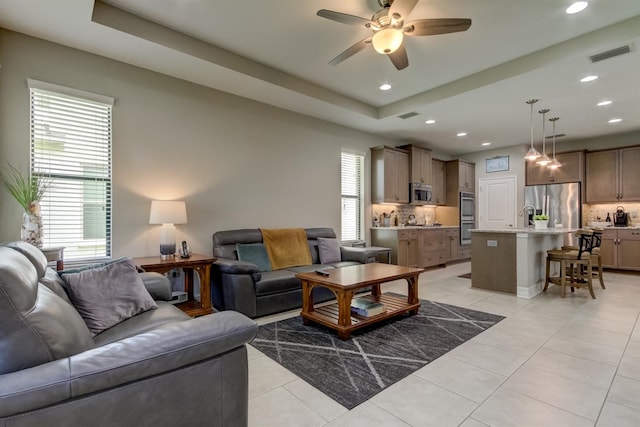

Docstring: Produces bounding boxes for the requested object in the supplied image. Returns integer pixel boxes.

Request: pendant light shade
[536,108,551,166]
[524,99,541,161]
[548,117,562,169]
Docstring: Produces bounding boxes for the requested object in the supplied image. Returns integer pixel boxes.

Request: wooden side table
[41,246,65,271]
[132,254,216,317]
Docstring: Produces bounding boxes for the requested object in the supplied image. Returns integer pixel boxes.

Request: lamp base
[160,252,175,260]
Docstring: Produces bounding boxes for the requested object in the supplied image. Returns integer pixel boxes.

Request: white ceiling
[1,0,639,155]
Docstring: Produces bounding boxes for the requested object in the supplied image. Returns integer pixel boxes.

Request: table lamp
[149,200,187,259]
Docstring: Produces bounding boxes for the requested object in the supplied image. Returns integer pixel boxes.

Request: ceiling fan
[317,0,471,70]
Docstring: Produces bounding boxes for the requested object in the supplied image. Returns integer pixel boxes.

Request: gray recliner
[0,241,257,427]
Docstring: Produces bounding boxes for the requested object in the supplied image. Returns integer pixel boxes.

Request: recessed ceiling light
[457,132,467,137]
[425,119,436,124]
[580,75,598,83]
[566,1,588,14]
[481,142,492,146]
[608,118,622,123]
[379,83,392,91]
[597,100,612,106]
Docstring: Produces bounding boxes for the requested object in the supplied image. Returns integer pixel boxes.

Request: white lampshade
[372,29,404,54]
[149,200,187,259]
[149,200,187,225]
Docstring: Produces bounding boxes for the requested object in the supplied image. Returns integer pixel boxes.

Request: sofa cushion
[0,247,94,375]
[286,264,334,274]
[61,258,158,336]
[317,237,341,264]
[254,270,300,296]
[236,243,272,272]
[3,241,48,278]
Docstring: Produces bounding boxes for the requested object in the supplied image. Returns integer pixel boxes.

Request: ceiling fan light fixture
[372,28,404,54]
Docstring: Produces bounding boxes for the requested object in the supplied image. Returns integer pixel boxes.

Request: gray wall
[0,30,392,257]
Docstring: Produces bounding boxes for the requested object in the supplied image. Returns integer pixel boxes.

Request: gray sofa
[0,241,257,427]
[211,228,376,318]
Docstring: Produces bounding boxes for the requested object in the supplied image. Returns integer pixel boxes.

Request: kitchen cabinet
[399,145,432,184]
[370,228,418,267]
[419,228,448,268]
[601,228,640,271]
[445,159,475,207]
[371,146,409,204]
[525,151,584,185]
[586,147,640,203]
[432,159,446,205]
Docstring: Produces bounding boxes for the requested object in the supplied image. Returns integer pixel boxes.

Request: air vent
[589,45,631,63]
[545,133,566,139]
[397,111,419,119]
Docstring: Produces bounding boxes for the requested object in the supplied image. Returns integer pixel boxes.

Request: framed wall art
[486,155,509,173]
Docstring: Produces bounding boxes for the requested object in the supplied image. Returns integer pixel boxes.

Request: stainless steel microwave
[410,182,434,205]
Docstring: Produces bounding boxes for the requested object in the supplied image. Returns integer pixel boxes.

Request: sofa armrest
[214,258,261,282]
[139,272,172,301]
[340,246,374,264]
[0,311,257,417]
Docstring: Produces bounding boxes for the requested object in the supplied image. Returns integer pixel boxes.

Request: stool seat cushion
[547,249,590,260]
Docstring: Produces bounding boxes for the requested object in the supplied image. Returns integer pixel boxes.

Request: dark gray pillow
[62,258,157,336]
[317,237,341,264]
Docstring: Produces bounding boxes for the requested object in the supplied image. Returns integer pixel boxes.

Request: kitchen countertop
[470,228,576,234]
[371,225,458,230]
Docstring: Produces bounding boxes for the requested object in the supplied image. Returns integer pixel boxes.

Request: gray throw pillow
[62,258,157,336]
[237,243,272,272]
[317,237,341,264]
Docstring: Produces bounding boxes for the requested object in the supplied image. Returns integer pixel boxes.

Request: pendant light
[547,117,562,169]
[536,108,551,166]
[524,99,540,161]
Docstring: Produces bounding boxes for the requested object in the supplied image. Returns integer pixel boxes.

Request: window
[29,80,113,264]
[341,151,364,242]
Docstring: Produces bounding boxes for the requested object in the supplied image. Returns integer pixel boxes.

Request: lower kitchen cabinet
[371,228,419,267]
[420,228,448,268]
[601,228,640,271]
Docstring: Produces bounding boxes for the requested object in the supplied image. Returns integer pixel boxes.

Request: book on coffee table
[350,297,386,317]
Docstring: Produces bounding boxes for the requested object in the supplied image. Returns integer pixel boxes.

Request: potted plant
[0,163,51,247]
[533,214,549,230]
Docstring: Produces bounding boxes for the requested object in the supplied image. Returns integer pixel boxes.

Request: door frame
[478,175,518,229]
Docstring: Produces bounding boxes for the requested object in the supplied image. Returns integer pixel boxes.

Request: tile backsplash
[584,203,640,226]
[371,204,436,226]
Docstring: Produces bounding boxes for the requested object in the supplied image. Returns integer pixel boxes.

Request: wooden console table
[41,246,65,271]
[132,254,216,317]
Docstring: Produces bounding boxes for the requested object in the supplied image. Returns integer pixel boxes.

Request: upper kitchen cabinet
[399,144,432,184]
[586,147,640,203]
[371,146,409,204]
[525,151,584,185]
[432,159,446,205]
[446,159,475,193]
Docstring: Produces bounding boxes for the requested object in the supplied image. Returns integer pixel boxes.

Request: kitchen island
[470,228,575,299]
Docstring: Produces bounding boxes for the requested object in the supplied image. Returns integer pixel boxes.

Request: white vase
[21,202,43,248]
[534,220,548,230]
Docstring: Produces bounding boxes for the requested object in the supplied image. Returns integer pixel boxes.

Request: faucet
[519,205,536,217]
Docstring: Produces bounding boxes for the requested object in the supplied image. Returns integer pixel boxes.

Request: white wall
[0,29,394,257]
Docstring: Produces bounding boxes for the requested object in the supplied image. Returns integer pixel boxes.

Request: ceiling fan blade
[404,18,472,36]
[389,0,418,20]
[316,9,372,27]
[388,44,409,70]
[328,38,372,66]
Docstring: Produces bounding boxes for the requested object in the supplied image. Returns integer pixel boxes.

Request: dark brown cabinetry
[586,147,640,203]
[525,151,584,185]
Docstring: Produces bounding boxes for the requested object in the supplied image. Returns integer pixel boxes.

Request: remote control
[315,269,330,277]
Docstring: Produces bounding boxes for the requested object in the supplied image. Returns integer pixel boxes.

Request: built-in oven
[460,192,475,221]
[410,182,434,205]
[460,220,474,245]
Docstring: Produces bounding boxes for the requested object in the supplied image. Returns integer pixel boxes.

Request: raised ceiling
[1,0,639,155]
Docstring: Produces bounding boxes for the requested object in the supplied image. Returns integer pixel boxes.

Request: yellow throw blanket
[261,228,312,270]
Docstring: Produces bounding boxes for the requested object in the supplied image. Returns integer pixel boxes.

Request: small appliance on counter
[614,206,629,227]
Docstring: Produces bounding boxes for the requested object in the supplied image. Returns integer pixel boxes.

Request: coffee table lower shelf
[301,294,419,339]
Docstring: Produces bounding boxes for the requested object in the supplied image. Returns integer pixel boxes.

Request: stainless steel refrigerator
[524,182,582,244]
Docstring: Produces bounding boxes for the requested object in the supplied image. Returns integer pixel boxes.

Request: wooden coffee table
[296,263,425,340]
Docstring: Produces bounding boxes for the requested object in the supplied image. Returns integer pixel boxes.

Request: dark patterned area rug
[458,272,472,279]
[251,295,504,409]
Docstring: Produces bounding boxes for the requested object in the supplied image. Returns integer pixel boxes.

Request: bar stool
[544,229,595,298]
[561,227,605,290]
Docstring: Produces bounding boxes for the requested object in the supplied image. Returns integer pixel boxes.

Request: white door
[478,175,517,229]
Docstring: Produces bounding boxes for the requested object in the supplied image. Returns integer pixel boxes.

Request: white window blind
[341,152,364,242]
[29,80,113,264]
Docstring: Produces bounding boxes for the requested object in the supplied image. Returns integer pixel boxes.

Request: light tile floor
[247,262,640,426]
